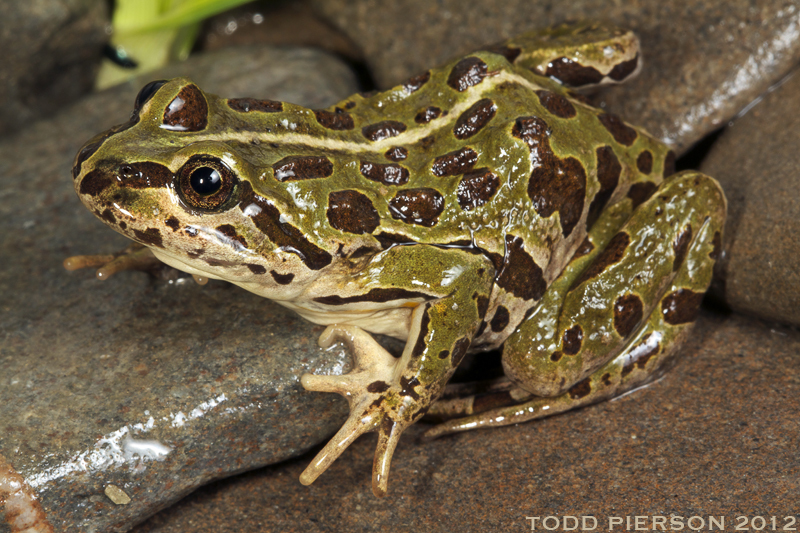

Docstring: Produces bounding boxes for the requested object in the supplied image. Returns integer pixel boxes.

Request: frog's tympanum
[70,23,726,497]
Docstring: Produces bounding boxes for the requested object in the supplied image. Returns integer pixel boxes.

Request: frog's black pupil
[190,167,222,196]
[134,80,168,110]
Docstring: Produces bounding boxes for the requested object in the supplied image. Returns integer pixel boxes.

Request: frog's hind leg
[494,22,641,88]
[425,171,726,439]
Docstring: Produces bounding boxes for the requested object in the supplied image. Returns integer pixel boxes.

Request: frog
[68,22,726,498]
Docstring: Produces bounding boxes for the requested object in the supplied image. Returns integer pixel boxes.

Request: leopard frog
[69,22,726,497]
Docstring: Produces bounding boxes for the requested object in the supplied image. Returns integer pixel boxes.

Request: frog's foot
[300,324,417,497]
[63,243,197,282]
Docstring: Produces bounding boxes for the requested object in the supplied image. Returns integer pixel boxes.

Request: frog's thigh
[424,171,725,438]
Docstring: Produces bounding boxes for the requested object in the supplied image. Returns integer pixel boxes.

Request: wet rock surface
[132,312,800,532]
[0,0,108,139]
[0,46,358,533]
[702,70,800,328]
[309,0,800,153]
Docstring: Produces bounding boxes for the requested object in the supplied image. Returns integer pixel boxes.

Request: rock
[0,0,108,139]
[701,70,800,328]
[308,0,800,153]
[0,46,358,533]
[131,312,800,531]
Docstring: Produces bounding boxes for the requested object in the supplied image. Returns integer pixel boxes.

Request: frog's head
[71,78,333,296]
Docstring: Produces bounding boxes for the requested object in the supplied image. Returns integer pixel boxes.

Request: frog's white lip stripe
[189,71,559,153]
[0,453,55,533]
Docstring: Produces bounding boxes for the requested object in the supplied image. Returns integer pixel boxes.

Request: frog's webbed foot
[64,243,204,283]
[300,325,417,497]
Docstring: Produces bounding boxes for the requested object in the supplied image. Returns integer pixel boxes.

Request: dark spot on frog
[78,170,112,196]
[227,98,283,113]
[216,224,248,248]
[367,381,391,393]
[344,101,356,110]
[545,57,603,87]
[187,248,203,258]
[598,113,637,146]
[360,161,409,186]
[327,190,380,234]
[661,289,704,325]
[273,156,333,181]
[451,337,471,366]
[663,150,677,177]
[238,182,332,270]
[472,391,517,413]
[562,325,583,355]
[431,147,478,177]
[418,135,437,150]
[627,181,658,209]
[475,293,490,319]
[385,146,408,161]
[447,57,488,92]
[608,54,639,81]
[514,116,586,237]
[362,120,407,142]
[399,376,422,401]
[475,321,488,337]
[550,351,563,362]
[411,304,432,359]
[314,108,354,130]
[404,70,431,92]
[100,209,116,224]
[496,235,546,301]
[569,237,594,263]
[374,231,416,249]
[133,227,163,248]
[165,216,180,231]
[245,263,266,275]
[116,162,173,189]
[709,231,722,261]
[636,150,653,174]
[482,44,521,63]
[314,288,432,305]
[535,90,576,119]
[490,306,510,332]
[588,146,621,228]
[673,224,693,272]
[350,245,378,259]
[621,333,661,377]
[270,270,294,284]
[601,373,612,386]
[613,294,644,338]
[415,106,442,124]
[438,349,450,360]
[454,98,497,139]
[118,221,127,230]
[568,377,592,399]
[163,84,208,132]
[389,188,445,227]
[457,168,500,210]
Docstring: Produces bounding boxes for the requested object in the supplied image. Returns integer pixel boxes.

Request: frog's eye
[177,156,238,212]
[134,80,168,112]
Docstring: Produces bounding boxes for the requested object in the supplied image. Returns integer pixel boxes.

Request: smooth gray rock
[0,0,108,139]
[702,70,800,327]
[0,46,358,533]
[309,0,800,153]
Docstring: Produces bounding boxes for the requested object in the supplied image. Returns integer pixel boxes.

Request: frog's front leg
[426,171,726,437]
[299,244,495,497]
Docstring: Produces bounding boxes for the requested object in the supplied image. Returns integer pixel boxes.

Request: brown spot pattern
[227,98,282,113]
[389,188,445,227]
[673,225,693,271]
[385,146,408,161]
[133,227,163,248]
[545,57,603,87]
[453,98,497,139]
[399,376,421,401]
[627,181,658,208]
[117,162,173,189]
[570,237,595,262]
[536,90,577,118]
[245,264,266,274]
[587,146,621,228]
[490,306,510,332]
[562,325,583,355]
[79,170,112,196]
[415,106,442,124]
[216,224,248,248]
[550,351,563,362]
[457,168,500,210]
[404,71,430,93]
[476,294,490,319]
[661,289,704,325]
[609,54,639,81]
[165,217,180,231]
[360,161,409,186]
[710,231,722,260]
[314,287,432,305]
[568,377,592,399]
[513,116,587,237]
[598,113,637,146]
[431,147,478,177]
[613,294,644,338]
[327,190,380,234]
[367,381,390,393]
[447,57,488,91]
[314,109,354,130]
[362,120,407,142]
[239,182,331,270]
[375,232,415,249]
[496,235,547,301]
[163,84,207,131]
[270,270,295,284]
[636,150,653,174]
[273,156,333,181]
[411,304,432,359]
[663,151,677,177]
[451,337,471,366]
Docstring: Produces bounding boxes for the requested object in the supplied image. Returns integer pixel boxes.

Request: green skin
[70,22,726,497]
